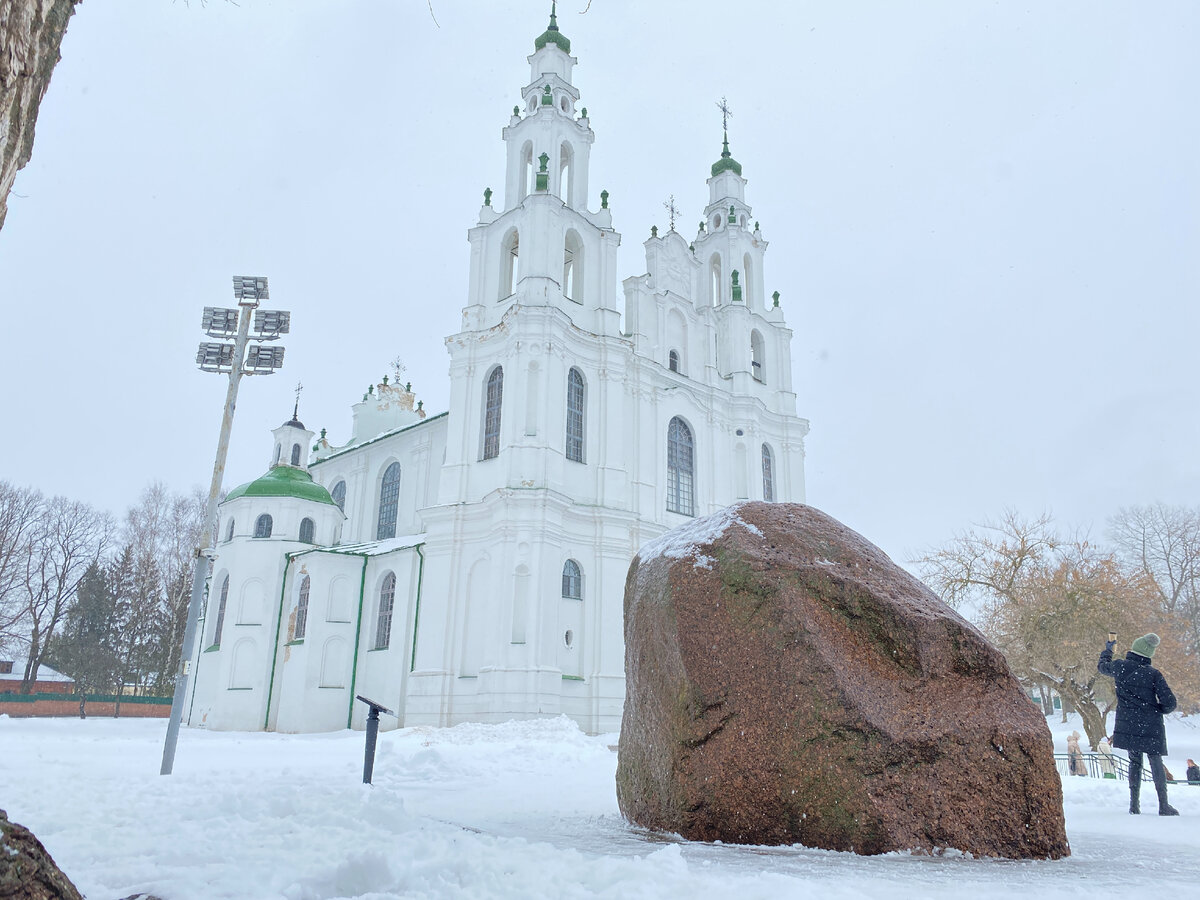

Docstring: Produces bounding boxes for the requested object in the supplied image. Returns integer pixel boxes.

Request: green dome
[225,466,337,506]
[534,3,570,53]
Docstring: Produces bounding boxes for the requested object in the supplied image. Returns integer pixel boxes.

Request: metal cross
[716,96,733,133]
[663,194,680,231]
[390,356,407,380]
[294,381,303,405]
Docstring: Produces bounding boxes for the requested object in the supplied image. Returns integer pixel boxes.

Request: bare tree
[0,481,43,654]
[1108,503,1200,657]
[917,511,1160,748]
[18,496,112,692]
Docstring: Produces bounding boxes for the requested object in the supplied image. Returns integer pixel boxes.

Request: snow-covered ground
[3,713,1199,899]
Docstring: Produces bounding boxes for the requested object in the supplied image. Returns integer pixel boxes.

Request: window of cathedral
[566,367,585,462]
[743,252,755,309]
[294,575,310,640]
[331,480,346,513]
[562,559,582,599]
[483,367,503,460]
[560,95,569,113]
[563,230,583,301]
[212,575,229,648]
[751,330,766,383]
[254,514,273,538]
[762,443,775,502]
[559,143,574,207]
[375,572,396,650]
[668,350,680,373]
[225,518,235,542]
[299,517,315,544]
[500,229,520,298]
[377,463,401,540]
[564,629,574,648]
[667,417,695,516]
[290,443,301,466]
[709,254,723,306]
[519,142,534,200]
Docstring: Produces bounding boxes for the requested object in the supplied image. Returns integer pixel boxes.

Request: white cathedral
[185,9,810,736]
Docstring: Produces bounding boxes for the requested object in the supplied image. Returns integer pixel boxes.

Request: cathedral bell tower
[458,3,620,338]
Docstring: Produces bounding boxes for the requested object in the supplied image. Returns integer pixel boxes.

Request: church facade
[185,10,809,736]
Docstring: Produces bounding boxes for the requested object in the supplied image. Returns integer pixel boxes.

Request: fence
[0,692,172,718]
[1054,751,1197,784]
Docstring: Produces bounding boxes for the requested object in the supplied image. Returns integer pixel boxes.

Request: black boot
[1150,754,1179,816]
[1129,753,1142,814]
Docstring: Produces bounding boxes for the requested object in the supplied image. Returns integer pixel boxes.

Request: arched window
[562,559,582,599]
[299,517,315,544]
[213,575,229,647]
[483,367,503,460]
[375,572,395,650]
[500,228,520,299]
[295,575,310,640]
[254,514,273,538]
[566,367,585,463]
[563,229,583,302]
[709,254,723,306]
[762,443,776,502]
[331,480,346,513]
[225,518,235,542]
[559,142,574,207]
[668,350,680,373]
[290,443,301,466]
[743,252,755,309]
[751,330,766,382]
[519,142,533,200]
[377,462,401,540]
[667,417,695,516]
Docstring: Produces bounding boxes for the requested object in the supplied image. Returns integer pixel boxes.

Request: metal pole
[160,303,254,775]
[363,707,381,784]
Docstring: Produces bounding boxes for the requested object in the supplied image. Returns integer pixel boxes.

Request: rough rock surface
[0,808,84,900]
[616,503,1069,858]
[0,0,79,231]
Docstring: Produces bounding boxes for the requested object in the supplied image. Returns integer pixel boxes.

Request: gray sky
[1,0,1196,567]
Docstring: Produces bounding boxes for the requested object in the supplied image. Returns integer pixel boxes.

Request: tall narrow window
[520,142,534,200]
[375,572,395,650]
[331,480,346,513]
[667,417,695,516]
[299,517,315,544]
[668,350,680,373]
[559,142,574,206]
[377,463,401,540]
[295,575,310,640]
[500,229,519,299]
[563,230,583,302]
[483,367,503,460]
[562,559,582,599]
[225,518,235,542]
[751,330,766,383]
[566,367,585,463]
[290,444,301,466]
[762,443,776,502]
[213,575,229,647]
[254,514,273,538]
[709,254,723,306]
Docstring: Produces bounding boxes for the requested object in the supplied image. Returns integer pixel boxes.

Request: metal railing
[1054,751,1197,783]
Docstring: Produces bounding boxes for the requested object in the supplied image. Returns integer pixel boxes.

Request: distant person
[1066,731,1086,776]
[1097,738,1116,778]
[1098,632,1178,815]
[1187,759,1199,784]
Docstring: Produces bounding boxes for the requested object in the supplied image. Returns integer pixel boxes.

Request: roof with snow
[291,533,427,558]
[0,658,74,682]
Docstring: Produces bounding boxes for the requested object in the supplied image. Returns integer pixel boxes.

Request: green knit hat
[1130,633,1161,659]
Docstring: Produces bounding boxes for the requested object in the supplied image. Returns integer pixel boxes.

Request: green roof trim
[225,465,337,507]
[534,2,570,52]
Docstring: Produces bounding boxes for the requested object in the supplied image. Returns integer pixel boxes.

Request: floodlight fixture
[245,344,286,373]
[196,342,236,372]
[201,306,240,338]
[232,275,269,306]
[254,308,291,337]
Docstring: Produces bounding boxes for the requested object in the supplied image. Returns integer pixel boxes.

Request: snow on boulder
[615,502,1069,858]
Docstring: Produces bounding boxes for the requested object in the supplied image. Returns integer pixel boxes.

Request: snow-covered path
[2,714,1199,899]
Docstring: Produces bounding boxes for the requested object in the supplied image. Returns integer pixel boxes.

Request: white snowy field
[3,713,1200,900]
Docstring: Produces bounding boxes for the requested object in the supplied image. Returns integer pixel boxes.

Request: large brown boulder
[616,503,1069,858]
[0,809,83,900]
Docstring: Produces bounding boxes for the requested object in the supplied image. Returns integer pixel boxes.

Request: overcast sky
[1,0,1196,567]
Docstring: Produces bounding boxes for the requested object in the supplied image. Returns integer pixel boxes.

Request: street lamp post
[160,276,290,776]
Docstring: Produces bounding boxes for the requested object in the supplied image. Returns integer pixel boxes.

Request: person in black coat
[1187,759,1200,784]
[1098,632,1179,816]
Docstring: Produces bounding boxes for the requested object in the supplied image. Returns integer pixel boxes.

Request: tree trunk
[1038,683,1054,716]
[1056,681,1109,749]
